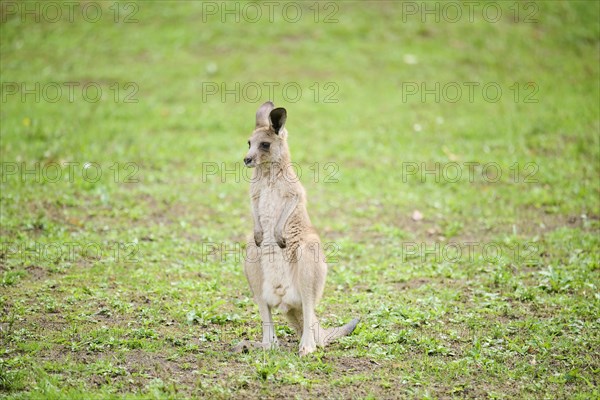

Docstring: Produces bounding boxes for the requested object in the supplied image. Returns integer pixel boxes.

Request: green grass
[1,1,599,398]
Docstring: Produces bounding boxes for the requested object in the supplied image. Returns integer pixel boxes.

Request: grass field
[1,1,599,399]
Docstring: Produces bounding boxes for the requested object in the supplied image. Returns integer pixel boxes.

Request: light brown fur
[233,102,358,356]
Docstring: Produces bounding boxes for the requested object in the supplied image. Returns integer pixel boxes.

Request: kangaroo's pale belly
[258,244,301,312]
[256,187,301,311]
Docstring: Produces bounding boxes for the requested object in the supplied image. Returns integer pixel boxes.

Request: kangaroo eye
[247,141,250,148]
[260,142,271,150]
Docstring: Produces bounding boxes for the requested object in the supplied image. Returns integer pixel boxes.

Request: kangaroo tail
[319,318,360,346]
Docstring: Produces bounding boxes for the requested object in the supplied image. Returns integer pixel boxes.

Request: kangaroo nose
[244,157,252,165]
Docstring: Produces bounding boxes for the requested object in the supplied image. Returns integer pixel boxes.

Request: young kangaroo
[234,101,359,357]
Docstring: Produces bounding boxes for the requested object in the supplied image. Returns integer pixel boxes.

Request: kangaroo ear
[256,101,275,128]
[269,108,287,135]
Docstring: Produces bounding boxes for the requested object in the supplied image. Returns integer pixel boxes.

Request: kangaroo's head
[244,101,288,168]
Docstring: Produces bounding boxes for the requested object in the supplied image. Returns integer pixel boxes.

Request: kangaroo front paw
[275,231,286,248]
[254,230,263,247]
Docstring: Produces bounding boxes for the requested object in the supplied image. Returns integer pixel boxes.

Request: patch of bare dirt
[24,264,48,281]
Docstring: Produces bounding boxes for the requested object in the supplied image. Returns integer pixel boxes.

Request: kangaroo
[233,101,359,357]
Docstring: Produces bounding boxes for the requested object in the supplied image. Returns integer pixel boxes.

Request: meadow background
[1,1,599,399]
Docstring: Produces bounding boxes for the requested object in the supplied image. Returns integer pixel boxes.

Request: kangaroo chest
[256,184,285,233]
